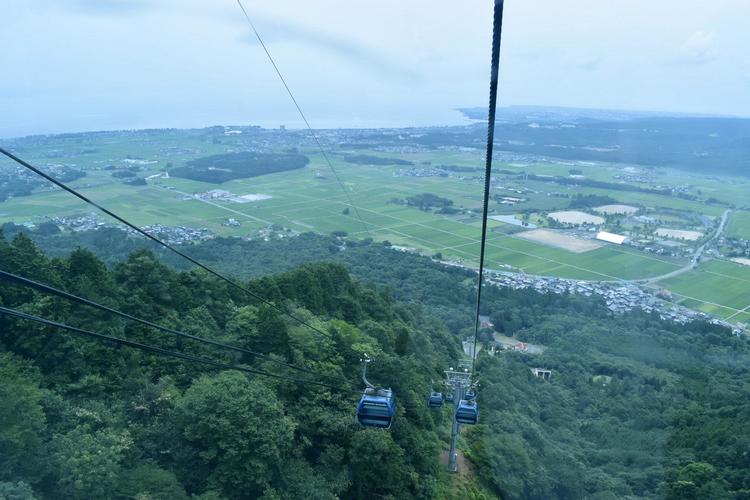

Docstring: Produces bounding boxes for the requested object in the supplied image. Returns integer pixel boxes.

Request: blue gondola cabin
[357,388,396,428]
[455,399,478,425]
[428,392,443,408]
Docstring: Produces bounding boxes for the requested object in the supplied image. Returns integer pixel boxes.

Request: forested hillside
[0,234,472,499]
[2,229,749,499]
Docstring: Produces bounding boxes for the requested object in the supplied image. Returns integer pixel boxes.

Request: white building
[596,231,627,245]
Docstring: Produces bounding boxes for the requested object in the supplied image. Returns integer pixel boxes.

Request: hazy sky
[2,0,749,138]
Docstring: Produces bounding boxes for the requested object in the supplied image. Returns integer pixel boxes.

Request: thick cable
[471,0,505,378]
[235,0,372,237]
[0,306,357,393]
[0,147,337,343]
[0,269,332,379]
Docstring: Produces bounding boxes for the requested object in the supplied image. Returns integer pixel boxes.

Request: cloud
[575,56,603,71]
[239,17,421,83]
[511,49,547,61]
[48,0,153,14]
[742,60,750,85]
[667,31,718,65]
[510,47,565,62]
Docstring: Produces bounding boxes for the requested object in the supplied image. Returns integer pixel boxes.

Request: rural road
[641,208,732,285]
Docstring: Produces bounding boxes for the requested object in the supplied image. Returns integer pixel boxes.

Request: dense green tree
[254,305,291,357]
[348,430,415,498]
[277,459,337,500]
[0,354,46,482]
[116,464,189,500]
[0,481,38,500]
[51,427,133,500]
[666,462,733,500]
[174,372,295,498]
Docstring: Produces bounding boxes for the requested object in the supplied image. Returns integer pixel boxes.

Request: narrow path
[725,303,750,321]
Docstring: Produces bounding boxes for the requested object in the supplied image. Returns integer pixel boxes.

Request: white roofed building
[596,231,628,245]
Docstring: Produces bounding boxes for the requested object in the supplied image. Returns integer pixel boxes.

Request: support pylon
[445,367,472,472]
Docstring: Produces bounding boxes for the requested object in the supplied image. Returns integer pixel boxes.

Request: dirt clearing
[594,204,638,215]
[548,210,605,225]
[516,228,602,253]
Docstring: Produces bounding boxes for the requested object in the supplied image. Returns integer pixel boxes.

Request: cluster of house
[50,214,105,232]
[193,189,234,201]
[483,270,742,333]
[718,235,750,259]
[637,241,694,258]
[133,224,213,245]
[222,218,241,227]
[393,167,452,178]
[245,225,299,242]
[612,173,654,184]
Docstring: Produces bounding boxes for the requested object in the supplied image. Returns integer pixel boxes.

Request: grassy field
[726,210,750,240]
[657,260,750,321]
[2,150,685,282]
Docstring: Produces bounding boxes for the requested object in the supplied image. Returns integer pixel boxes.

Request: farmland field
[2,126,750,324]
[0,131,708,280]
[657,260,750,320]
[727,210,750,240]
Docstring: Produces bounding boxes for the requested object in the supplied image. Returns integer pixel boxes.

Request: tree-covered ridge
[0,233,466,499]
[467,303,750,499]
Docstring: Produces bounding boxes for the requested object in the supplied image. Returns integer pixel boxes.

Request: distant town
[482,269,744,335]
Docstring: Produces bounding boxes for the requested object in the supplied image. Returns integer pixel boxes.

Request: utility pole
[445,367,473,472]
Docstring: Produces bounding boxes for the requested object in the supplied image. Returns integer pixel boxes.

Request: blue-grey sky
[2,0,749,138]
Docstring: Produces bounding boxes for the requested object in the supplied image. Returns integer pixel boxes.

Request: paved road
[641,208,732,285]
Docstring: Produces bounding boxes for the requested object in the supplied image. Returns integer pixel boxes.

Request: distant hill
[440,109,750,177]
[169,152,309,183]
[458,105,734,123]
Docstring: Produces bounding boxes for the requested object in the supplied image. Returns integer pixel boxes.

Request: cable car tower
[441,0,505,473]
[444,366,474,472]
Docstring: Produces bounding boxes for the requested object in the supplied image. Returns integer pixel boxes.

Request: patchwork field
[449,235,681,281]
[2,126,749,324]
[658,260,750,320]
